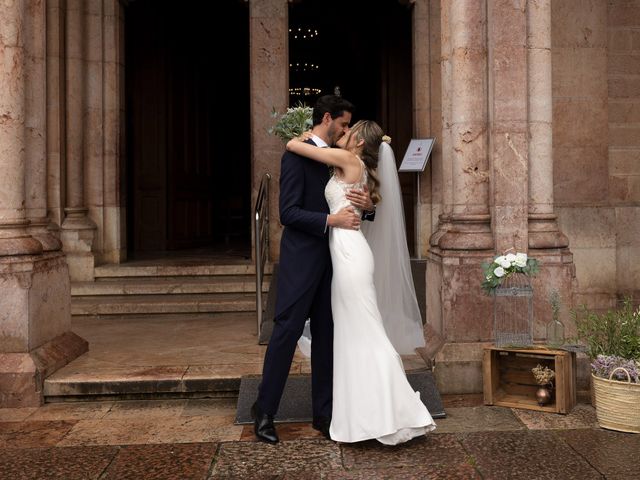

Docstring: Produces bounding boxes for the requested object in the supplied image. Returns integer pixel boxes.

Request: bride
[286,120,436,445]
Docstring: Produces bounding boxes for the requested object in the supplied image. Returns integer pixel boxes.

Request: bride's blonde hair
[349,120,383,205]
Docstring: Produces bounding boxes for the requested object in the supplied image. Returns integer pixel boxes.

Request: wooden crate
[483,346,576,414]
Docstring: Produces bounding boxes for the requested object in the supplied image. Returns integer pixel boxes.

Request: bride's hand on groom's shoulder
[296,131,314,142]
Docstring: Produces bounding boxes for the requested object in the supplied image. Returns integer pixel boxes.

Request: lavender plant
[591,354,640,383]
[572,297,640,361]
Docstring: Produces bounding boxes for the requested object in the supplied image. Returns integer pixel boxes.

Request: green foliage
[572,297,640,360]
[268,102,313,143]
[481,252,540,295]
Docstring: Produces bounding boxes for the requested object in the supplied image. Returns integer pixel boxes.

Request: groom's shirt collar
[311,134,328,148]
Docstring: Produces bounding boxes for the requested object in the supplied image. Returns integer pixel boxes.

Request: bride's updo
[350,120,383,205]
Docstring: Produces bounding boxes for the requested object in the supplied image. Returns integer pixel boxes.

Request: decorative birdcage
[493,272,534,347]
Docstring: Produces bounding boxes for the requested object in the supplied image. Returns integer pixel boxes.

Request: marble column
[526,0,574,341]
[527,0,569,249]
[0,0,87,408]
[25,0,62,252]
[249,0,289,261]
[431,0,493,251]
[488,0,529,253]
[427,0,494,394]
[60,0,97,281]
[46,0,66,232]
[0,0,43,257]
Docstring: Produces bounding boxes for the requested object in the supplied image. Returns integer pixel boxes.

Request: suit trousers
[257,262,333,419]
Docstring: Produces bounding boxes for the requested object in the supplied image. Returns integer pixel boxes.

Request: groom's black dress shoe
[312,416,331,440]
[251,402,279,444]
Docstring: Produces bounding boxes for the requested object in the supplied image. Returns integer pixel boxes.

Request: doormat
[235,370,446,424]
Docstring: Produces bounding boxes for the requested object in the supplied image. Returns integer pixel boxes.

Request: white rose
[499,259,511,269]
[494,266,505,277]
[495,255,507,265]
[505,253,517,263]
[514,252,527,268]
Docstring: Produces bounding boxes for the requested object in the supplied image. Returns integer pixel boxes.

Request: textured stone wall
[607,0,640,300]
[553,0,640,309]
[552,0,612,309]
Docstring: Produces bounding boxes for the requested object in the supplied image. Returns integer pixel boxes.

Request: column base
[0,332,88,407]
[29,217,63,252]
[61,211,97,281]
[430,214,494,250]
[528,213,569,249]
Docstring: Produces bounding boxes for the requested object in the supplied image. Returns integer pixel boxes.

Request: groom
[252,95,374,443]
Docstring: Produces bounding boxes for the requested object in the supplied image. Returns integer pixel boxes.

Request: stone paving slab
[101,443,218,480]
[459,430,603,479]
[322,464,481,479]
[341,434,470,470]
[212,440,343,477]
[0,445,118,480]
[559,429,640,480]
[432,406,526,433]
[511,404,598,430]
[0,420,77,448]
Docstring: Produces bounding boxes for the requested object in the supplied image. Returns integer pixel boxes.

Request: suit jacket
[275,140,332,317]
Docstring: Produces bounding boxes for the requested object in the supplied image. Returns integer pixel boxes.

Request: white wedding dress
[326,161,436,445]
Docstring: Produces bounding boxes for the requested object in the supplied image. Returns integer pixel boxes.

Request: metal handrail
[254,173,271,335]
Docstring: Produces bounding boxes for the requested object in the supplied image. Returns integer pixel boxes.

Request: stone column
[526,0,574,340]
[249,0,289,261]
[25,0,62,252]
[431,0,493,252]
[527,0,569,250]
[60,0,97,281]
[427,0,494,394]
[46,0,66,231]
[0,0,43,257]
[100,0,127,264]
[0,0,88,408]
[488,0,529,253]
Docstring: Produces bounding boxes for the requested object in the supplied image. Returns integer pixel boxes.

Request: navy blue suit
[257,140,334,418]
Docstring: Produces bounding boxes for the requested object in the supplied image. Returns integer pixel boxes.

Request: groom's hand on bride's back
[346,185,374,213]
[328,206,361,230]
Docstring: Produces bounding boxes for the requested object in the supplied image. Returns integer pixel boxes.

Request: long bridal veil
[297,141,425,357]
[360,141,425,354]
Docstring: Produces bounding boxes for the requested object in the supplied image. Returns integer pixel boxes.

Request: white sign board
[398,138,435,172]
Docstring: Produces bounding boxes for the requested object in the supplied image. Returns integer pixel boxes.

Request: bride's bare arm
[286,138,357,170]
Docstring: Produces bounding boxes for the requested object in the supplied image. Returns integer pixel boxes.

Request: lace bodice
[325,161,367,216]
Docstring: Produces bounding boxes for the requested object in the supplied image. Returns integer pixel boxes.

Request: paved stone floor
[2,395,638,479]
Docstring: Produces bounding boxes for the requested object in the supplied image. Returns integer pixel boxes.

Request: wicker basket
[592,367,640,434]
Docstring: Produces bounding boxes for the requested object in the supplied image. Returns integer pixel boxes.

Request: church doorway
[288,0,415,252]
[125,0,251,257]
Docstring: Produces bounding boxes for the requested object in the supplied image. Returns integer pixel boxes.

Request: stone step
[72,275,271,296]
[94,262,274,279]
[71,293,263,316]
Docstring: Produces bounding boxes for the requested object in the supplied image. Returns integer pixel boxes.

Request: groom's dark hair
[312,95,355,126]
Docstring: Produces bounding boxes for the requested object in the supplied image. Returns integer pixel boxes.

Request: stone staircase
[71,262,272,318]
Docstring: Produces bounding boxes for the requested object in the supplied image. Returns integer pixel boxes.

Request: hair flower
[381,135,392,144]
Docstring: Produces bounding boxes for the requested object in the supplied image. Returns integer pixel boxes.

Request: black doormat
[235,370,446,424]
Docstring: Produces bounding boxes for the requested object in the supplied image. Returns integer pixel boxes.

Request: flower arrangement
[268,102,313,142]
[481,251,540,294]
[532,364,555,386]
